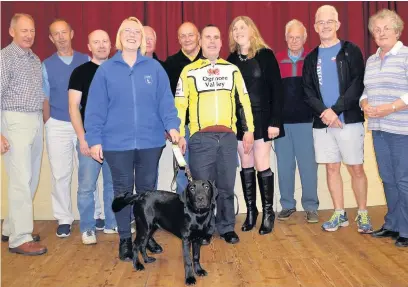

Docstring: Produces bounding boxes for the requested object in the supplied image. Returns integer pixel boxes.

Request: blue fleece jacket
[85,50,180,151]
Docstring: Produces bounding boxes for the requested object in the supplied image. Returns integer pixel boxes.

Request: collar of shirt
[112,49,148,66]
[182,48,200,61]
[287,48,303,63]
[375,40,403,59]
[10,41,34,59]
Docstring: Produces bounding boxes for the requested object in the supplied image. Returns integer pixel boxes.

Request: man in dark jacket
[164,22,202,195]
[302,5,373,234]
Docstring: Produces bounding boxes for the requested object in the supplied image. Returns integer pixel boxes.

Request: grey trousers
[188,132,238,235]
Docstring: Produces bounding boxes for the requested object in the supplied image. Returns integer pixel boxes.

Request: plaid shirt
[1,42,45,112]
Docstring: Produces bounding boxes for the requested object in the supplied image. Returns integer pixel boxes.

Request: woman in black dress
[227,16,284,235]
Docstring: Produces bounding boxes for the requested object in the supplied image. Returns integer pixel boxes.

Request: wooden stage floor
[2,206,408,287]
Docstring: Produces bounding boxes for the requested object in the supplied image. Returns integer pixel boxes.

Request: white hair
[10,13,34,28]
[285,19,307,41]
[143,26,157,40]
[368,9,404,37]
[315,5,339,22]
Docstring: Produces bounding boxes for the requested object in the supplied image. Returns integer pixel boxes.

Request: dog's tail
[112,192,142,213]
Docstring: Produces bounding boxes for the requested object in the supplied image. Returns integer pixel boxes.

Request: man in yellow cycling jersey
[176,24,254,244]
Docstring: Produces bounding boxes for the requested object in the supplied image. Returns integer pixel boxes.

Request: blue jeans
[104,147,163,239]
[275,123,319,211]
[176,125,190,194]
[372,131,408,238]
[76,144,117,233]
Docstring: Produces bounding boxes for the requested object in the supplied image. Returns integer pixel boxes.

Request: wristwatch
[392,104,397,112]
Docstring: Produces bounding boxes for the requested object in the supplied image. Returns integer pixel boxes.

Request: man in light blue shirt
[42,19,103,238]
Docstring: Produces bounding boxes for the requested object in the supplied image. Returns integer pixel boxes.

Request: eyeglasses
[122,28,141,36]
[287,36,303,42]
[373,27,394,35]
[315,20,337,26]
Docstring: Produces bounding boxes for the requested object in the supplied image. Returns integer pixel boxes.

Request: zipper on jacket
[130,68,137,148]
[339,61,344,82]
[213,63,219,124]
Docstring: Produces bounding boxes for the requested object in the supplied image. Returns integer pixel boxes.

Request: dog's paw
[195,268,208,277]
[133,261,145,271]
[147,241,163,254]
[185,276,196,285]
[144,256,156,264]
[147,246,163,254]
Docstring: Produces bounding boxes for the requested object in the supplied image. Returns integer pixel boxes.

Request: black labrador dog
[112,180,217,285]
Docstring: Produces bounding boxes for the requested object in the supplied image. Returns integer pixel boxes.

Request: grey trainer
[278,208,296,221]
[305,210,319,223]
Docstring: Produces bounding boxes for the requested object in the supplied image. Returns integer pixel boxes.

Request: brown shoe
[2,233,40,242]
[9,241,47,256]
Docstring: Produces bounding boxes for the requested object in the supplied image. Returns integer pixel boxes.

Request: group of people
[1,4,407,260]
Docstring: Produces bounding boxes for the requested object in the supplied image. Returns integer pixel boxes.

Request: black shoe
[56,224,71,238]
[119,238,133,261]
[147,237,163,254]
[395,237,408,247]
[220,231,239,244]
[240,168,259,232]
[2,234,40,242]
[95,218,105,231]
[277,208,296,221]
[200,235,212,245]
[371,226,399,239]
[258,169,275,235]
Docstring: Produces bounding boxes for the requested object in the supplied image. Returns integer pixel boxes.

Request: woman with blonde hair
[227,16,284,235]
[360,9,408,247]
[85,17,181,259]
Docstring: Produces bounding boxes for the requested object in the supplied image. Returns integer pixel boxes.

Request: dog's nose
[197,196,205,202]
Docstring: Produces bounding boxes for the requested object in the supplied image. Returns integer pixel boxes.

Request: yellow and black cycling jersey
[175,57,254,138]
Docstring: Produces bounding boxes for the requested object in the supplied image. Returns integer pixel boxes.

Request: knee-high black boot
[240,167,258,231]
[258,169,275,235]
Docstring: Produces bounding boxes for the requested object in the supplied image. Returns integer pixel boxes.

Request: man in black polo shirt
[165,22,202,195]
[68,30,117,245]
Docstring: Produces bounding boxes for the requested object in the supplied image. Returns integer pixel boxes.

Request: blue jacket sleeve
[84,67,108,147]
[157,65,181,132]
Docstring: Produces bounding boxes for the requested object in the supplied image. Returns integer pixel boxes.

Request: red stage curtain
[1,1,408,61]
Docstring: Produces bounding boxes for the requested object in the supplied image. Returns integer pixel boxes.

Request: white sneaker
[82,230,97,245]
[103,227,118,234]
[103,226,136,234]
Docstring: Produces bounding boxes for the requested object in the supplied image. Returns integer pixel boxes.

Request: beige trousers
[2,110,43,248]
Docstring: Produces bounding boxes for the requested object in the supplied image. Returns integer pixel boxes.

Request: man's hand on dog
[242,131,254,154]
[90,144,104,163]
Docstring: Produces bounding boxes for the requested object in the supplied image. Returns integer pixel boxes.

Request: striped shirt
[362,41,408,135]
[1,42,45,112]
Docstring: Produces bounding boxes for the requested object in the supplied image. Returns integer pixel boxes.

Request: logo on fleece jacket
[144,75,153,85]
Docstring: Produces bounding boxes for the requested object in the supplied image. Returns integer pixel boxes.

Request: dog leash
[170,143,239,216]
[171,144,192,193]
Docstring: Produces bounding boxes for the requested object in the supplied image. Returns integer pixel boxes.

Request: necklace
[238,53,248,62]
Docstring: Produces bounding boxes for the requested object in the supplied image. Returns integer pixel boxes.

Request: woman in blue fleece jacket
[85,17,180,261]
